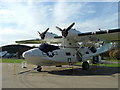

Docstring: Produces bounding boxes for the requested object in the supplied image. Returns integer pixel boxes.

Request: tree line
[101,49,120,60]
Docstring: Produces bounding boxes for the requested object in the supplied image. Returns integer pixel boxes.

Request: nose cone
[22,48,43,58]
[22,50,31,58]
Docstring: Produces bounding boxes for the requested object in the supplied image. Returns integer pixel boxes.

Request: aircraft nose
[22,51,31,58]
[22,48,43,58]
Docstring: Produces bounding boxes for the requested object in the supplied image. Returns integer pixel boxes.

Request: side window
[66,52,71,56]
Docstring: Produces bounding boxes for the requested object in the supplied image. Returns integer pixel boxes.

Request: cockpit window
[39,44,60,53]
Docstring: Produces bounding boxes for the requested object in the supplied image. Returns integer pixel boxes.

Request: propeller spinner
[38,28,49,39]
[56,22,75,37]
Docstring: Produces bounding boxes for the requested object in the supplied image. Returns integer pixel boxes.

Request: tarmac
[2,63,120,88]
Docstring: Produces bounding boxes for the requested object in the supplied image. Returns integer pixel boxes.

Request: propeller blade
[66,22,75,31]
[37,31,41,36]
[56,22,75,37]
[56,26,63,31]
[43,28,49,34]
[38,28,49,39]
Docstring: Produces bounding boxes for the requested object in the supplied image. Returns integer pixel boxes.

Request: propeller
[56,22,75,37]
[38,28,49,39]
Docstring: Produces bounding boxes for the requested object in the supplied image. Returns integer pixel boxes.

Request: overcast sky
[0,0,119,46]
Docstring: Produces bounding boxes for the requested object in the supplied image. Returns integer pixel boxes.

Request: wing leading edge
[77,29,120,42]
[15,38,46,44]
[15,38,62,44]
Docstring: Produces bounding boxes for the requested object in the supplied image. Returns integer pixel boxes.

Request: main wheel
[37,66,42,72]
[82,61,89,70]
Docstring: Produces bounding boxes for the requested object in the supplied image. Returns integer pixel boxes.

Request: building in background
[0,44,36,59]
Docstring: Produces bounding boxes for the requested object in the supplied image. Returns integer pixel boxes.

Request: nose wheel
[37,66,42,72]
[82,61,89,70]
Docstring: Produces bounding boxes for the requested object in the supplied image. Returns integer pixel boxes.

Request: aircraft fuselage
[23,47,78,66]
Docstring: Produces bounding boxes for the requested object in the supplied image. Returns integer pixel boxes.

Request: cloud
[0,9,14,15]
[0,9,15,25]
[0,1,118,46]
[75,12,118,32]
[53,2,82,23]
[0,28,37,46]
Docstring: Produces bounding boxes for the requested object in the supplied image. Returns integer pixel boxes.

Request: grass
[107,59,120,62]
[75,62,120,67]
[103,57,120,62]
[98,63,120,67]
[0,58,120,67]
[0,58,25,63]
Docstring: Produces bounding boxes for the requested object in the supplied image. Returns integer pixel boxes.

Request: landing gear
[37,66,42,72]
[92,56,102,64]
[82,61,89,70]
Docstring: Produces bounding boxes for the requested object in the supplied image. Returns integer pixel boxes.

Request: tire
[82,61,89,70]
[37,66,42,72]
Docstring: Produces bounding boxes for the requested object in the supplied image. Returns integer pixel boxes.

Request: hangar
[0,44,35,59]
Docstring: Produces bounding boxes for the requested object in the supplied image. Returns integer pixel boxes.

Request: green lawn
[104,59,120,62]
[75,62,120,67]
[103,57,120,62]
[98,63,120,67]
[0,58,25,63]
[0,58,120,67]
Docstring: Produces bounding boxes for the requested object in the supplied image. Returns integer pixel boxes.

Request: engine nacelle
[66,29,81,41]
[43,32,58,42]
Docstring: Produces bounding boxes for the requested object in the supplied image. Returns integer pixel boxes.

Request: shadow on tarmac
[48,66,120,76]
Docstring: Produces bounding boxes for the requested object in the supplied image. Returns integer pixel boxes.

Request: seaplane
[16,22,120,72]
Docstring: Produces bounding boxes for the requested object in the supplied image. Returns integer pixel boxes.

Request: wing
[15,38,46,44]
[15,29,120,44]
[15,38,62,44]
[77,29,120,42]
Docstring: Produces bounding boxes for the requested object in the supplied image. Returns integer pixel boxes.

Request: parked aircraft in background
[0,51,17,58]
